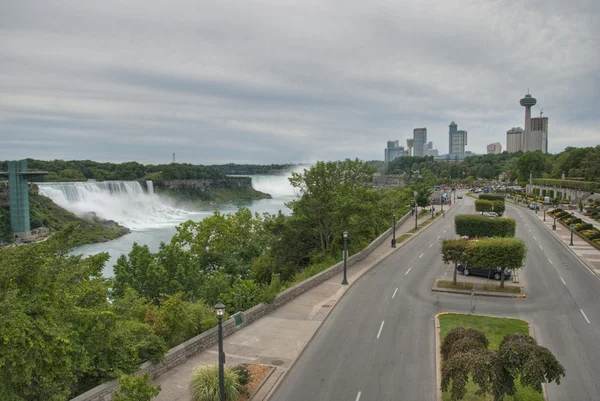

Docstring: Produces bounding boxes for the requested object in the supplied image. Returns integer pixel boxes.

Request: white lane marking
[539,245,543,250]
[448,225,451,228]
[419,253,424,258]
[528,229,531,232]
[392,288,398,299]
[443,230,447,233]
[356,391,361,401]
[548,258,553,265]
[560,277,566,285]
[405,267,412,275]
[533,236,537,240]
[429,244,433,248]
[377,321,385,339]
[437,236,440,239]
[581,309,591,324]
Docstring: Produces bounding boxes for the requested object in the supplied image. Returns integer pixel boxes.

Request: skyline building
[519,93,537,152]
[506,127,523,153]
[530,116,549,153]
[413,128,427,157]
[406,138,414,156]
[448,121,467,155]
[384,140,408,162]
[487,142,502,154]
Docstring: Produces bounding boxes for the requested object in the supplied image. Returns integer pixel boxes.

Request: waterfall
[37,181,192,230]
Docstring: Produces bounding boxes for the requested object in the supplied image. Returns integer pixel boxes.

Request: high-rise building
[506,127,523,153]
[427,141,433,150]
[487,142,502,154]
[406,138,414,156]
[384,140,408,162]
[519,93,537,152]
[530,117,548,153]
[413,128,427,157]
[448,121,467,155]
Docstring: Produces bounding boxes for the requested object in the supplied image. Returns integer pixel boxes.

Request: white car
[482,212,499,218]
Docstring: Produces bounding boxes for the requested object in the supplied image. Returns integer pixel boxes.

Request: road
[270,194,600,401]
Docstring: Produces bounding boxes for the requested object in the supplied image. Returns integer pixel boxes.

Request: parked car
[482,212,499,218]
[457,263,512,280]
[528,202,540,210]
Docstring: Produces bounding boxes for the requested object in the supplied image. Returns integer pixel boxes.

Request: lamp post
[411,200,417,229]
[214,302,226,401]
[391,212,396,248]
[441,194,444,214]
[552,208,557,230]
[342,232,348,284]
[543,205,546,221]
[570,212,575,246]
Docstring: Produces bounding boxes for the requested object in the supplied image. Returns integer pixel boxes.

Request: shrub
[575,223,594,231]
[479,194,505,201]
[474,199,494,213]
[581,229,600,241]
[231,364,252,387]
[190,365,242,401]
[492,200,505,216]
[114,373,161,401]
[455,215,516,238]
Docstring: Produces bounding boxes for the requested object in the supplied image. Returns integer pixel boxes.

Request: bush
[492,200,505,216]
[580,229,600,241]
[190,365,242,401]
[455,215,516,238]
[479,194,505,201]
[575,223,594,232]
[114,373,161,401]
[474,199,494,213]
[231,364,252,387]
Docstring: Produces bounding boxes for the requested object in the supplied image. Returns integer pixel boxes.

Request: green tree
[441,238,469,286]
[516,151,550,182]
[441,327,565,401]
[114,373,161,401]
[466,237,526,288]
[415,186,433,210]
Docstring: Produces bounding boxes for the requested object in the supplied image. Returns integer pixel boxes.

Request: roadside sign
[570,224,575,230]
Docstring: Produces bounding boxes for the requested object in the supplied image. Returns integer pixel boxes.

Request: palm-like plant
[189,365,242,401]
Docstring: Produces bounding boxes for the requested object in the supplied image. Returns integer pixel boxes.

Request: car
[528,202,540,210]
[457,195,463,199]
[482,212,499,218]
[457,263,512,280]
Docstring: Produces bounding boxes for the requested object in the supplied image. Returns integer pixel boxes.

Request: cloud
[1,0,599,164]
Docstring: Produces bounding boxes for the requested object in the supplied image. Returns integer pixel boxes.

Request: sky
[1,0,599,165]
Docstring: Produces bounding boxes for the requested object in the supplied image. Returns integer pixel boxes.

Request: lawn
[484,283,521,293]
[439,313,544,401]
[396,233,411,243]
[436,280,474,290]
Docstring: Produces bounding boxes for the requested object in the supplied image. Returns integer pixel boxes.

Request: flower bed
[237,364,274,401]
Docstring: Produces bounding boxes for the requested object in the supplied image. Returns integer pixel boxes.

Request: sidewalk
[532,212,600,277]
[152,209,446,401]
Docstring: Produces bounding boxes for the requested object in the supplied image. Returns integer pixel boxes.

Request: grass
[465,192,478,199]
[438,313,543,401]
[396,233,411,243]
[436,280,474,290]
[484,283,521,293]
[408,227,419,233]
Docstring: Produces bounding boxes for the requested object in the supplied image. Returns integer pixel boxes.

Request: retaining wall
[70,211,411,401]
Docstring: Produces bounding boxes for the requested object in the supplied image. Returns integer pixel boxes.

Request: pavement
[270,193,600,401]
[151,207,441,401]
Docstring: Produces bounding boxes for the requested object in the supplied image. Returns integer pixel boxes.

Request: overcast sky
[1,0,599,165]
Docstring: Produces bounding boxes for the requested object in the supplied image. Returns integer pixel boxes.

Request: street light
[552,207,557,230]
[543,205,546,221]
[441,194,444,215]
[391,212,396,248]
[214,302,226,401]
[570,212,575,246]
[342,232,349,285]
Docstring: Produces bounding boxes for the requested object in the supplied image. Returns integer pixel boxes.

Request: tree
[114,373,161,401]
[466,237,526,288]
[441,239,469,286]
[415,186,433,210]
[516,151,550,182]
[441,327,565,401]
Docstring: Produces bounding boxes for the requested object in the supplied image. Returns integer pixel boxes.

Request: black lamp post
[412,200,417,229]
[214,302,226,401]
[342,232,349,285]
[552,208,557,230]
[441,195,444,214]
[570,212,575,246]
[391,212,396,248]
[431,199,434,218]
[543,205,546,221]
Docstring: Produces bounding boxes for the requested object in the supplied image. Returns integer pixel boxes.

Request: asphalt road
[270,194,600,401]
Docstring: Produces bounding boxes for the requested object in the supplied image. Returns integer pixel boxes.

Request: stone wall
[70,211,411,401]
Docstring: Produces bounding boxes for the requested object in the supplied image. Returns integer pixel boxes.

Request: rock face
[154,177,256,190]
[372,175,406,188]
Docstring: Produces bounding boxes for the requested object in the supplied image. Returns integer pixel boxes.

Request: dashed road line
[581,309,591,324]
[548,258,553,265]
[419,253,424,258]
[392,288,398,299]
[405,267,412,275]
[429,244,433,248]
[560,277,566,285]
[533,236,537,240]
[539,245,543,250]
[437,236,440,239]
[377,321,385,339]
[356,391,362,401]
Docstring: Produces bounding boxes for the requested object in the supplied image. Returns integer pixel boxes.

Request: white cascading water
[37,181,192,230]
[248,166,308,198]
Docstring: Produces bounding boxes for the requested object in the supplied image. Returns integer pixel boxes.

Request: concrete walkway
[152,209,447,401]
[531,210,600,277]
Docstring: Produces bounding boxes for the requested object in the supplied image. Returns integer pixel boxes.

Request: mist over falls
[249,174,298,198]
[37,181,193,230]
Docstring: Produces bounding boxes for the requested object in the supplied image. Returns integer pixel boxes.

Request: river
[38,174,297,277]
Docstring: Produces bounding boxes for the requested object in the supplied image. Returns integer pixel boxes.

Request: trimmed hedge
[479,194,505,201]
[532,178,599,191]
[455,215,516,238]
[492,200,505,216]
[466,237,527,270]
[474,199,494,213]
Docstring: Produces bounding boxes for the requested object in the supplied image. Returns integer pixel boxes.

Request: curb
[431,281,524,299]
[264,206,452,400]
[249,366,276,400]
